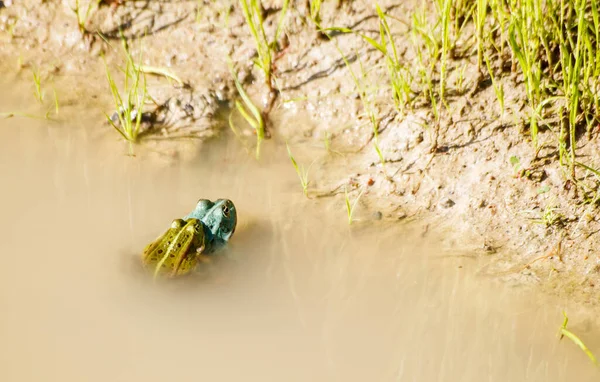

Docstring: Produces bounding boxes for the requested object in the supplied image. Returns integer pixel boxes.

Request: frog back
[142,218,206,278]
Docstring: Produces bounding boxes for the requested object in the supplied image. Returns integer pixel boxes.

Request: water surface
[1,82,599,381]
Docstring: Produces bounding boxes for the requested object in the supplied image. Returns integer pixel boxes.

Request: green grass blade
[560,312,598,366]
[235,100,259,131]
[228,59,264,138]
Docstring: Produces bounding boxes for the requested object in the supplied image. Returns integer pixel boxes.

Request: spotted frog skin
[142,199,237,278]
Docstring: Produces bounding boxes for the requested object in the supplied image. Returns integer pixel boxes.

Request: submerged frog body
[142,199,237,278]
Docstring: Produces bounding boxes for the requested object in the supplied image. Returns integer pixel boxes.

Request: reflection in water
[0,89,599,381]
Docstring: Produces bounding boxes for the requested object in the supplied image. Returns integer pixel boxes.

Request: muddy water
[1,85,599,382]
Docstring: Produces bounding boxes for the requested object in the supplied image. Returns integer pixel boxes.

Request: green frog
[142,199,237,278]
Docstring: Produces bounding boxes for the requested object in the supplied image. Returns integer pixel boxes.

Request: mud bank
[1,0,600,308]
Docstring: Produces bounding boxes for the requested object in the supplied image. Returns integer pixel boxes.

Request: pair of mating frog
[142,199,237,278]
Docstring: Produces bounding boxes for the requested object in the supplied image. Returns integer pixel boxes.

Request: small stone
[483,242,497,254]
[414,131,424,145]
[441,198,455,208]
[372,211,383,220]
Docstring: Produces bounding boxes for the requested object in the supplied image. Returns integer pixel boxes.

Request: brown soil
[1,0,600,307]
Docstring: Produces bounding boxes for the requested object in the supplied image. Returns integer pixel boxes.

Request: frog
[185,199,237,253]
[142,199,237,278]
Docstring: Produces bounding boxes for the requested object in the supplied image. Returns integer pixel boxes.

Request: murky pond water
[1,81,599,381]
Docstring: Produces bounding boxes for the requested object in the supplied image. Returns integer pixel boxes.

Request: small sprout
[324,131,332,152]
[374,141,386,170]
[72,0,100,36]
[53,87,59,116]
[456,64,467,94]
[484,54,505,118]
[531,204,565,228]
[559,311,598,366]
[7,16,18,39]
[345,186,365,225]
[286,143,314,197]
[439,0,451,105]
[323,131,344,157]
[473,0,489,74]
[32,67,43,103]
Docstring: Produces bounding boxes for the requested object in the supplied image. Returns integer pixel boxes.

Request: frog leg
[171,242,206,277]
[173,237,207,273]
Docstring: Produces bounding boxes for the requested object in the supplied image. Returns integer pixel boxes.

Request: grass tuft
[329,4,413,115]
[239,0,288,95]
[102,35,148,149]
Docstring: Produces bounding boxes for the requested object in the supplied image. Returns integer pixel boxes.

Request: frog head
[200,199,237,249]
[183,199,237,253]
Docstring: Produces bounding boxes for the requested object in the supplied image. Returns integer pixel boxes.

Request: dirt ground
[2,0,600,307]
